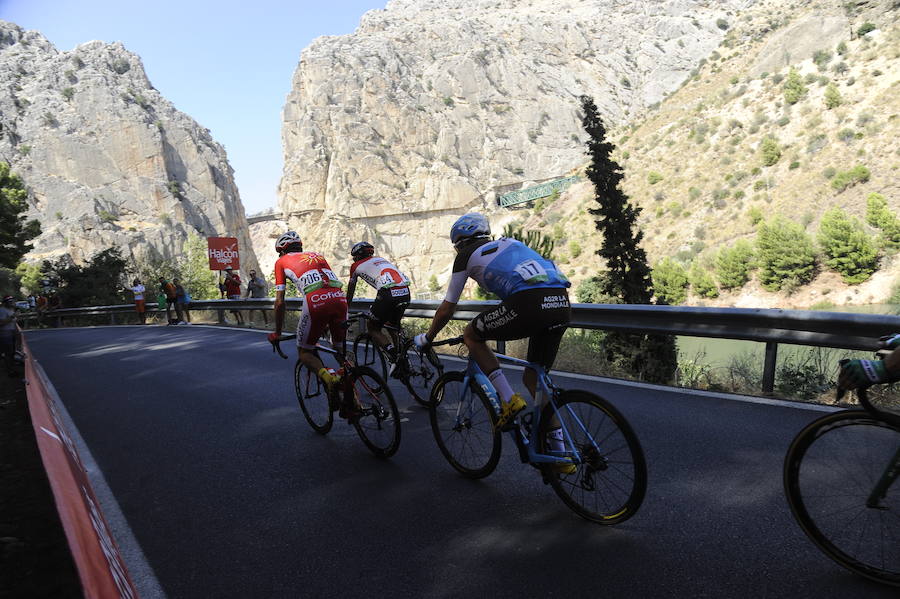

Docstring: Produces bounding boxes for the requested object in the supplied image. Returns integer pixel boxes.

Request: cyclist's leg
[467,300,526,426]
[523,289,571,399]
[296,298,328,375]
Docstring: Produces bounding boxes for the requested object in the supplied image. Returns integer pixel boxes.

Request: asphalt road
[25,326,897,598]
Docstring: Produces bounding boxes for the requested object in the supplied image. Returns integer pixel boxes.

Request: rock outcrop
[279,0,758,286]
[0,21,259,274]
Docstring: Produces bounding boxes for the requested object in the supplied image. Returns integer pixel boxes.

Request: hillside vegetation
[507,0,900,309]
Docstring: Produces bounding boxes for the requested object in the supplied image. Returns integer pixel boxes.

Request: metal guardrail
[26,299,900,395]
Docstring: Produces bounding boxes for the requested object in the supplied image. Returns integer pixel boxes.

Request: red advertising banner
[22,331,139,599]
[207,237,240,270]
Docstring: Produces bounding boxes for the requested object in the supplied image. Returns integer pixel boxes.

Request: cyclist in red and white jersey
[345,241,411,371]
[268,231,348,390]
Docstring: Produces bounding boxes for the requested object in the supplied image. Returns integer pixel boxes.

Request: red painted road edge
[21,332,139,599]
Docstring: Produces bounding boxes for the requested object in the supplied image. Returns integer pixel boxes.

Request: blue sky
[0,0,385,214]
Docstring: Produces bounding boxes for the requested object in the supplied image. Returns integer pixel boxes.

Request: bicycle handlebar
[270,333,296,359]
[430,336,464,347]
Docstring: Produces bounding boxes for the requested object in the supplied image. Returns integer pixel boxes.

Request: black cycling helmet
[350,241,375,261]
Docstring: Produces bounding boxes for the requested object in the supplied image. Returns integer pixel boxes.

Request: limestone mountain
[0,21,259,275]
[516,0,900,308]
[277,0,757,287]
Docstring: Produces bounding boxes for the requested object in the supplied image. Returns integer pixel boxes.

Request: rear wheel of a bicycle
[400,342,443,407]
[429,371,501,479]
[784,410,900,586]
[295,360,333,435]
[538,390,647,525]
[349,366,401,458]
[353,333,387,380]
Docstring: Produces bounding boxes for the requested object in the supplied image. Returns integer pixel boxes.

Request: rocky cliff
[278,0,758,287]
[0,21,259,274]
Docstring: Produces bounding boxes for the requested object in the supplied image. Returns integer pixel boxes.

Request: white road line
[433,354,839,413]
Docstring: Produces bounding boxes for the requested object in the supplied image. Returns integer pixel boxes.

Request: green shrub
[747,206,764,225]
[757,217,817,291]
[838,128,856,143]
[857,22,876,36]
[690,264,719,298]
[783,67,807,105]
[822,166,837,179]
[776,348,832,399]
[716,18,729,30]
[789,161,800,170]
[653,258,689,305]
[62,87,74,101]
[830,165,870,192]
[776,115,790,127]
[569,241,582,259]
[824,82,842,109]
[760,137,782,166]
[715,239,756,289]
[442,96,454,107]
[836,41,848,55]
[817,207,879,283]
[866,193,900,248]
[98,210,118,223]
[110,58,131,74]
[813,49,833,70]
[647,171,664,185]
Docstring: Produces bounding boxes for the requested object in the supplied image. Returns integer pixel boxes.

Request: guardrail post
[496,340,506,354]
[762,341,778,396]
[110,312,116,325]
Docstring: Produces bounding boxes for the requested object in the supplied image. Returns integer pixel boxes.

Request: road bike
[352,313,443,407]
[783,356,900,586]
[271,331,401,458]
[427,336,647,525]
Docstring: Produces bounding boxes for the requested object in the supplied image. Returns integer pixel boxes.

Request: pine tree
[817,207,878,283]
[783,67,807,105]
[580,95,676,384]
[0,162,41,269]
[824,82,843,109]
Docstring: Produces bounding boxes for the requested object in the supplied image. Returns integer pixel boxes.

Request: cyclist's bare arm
[272,288,286,337]
[345,277,357,305]
[425,300,456,341]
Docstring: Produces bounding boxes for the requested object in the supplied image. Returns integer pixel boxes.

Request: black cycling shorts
[471,287,570,369]
[369,286,411,327]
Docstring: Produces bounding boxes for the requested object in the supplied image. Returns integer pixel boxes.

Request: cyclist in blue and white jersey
[415,213,571,429]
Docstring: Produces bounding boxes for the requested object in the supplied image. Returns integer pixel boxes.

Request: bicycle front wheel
[784,410,900,586]
[400,342,443,407]
[429,371,501,479]
[353,333,387,380]
[350,366,401,458]
[295,360,333,435]
[539,390,647,525]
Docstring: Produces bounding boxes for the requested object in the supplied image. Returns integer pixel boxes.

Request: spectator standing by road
[158,277,181,324]
[131,279,147,325]
[173,278,191,324]
[47,294,60,327]
[35,294,47,327]
[223,267,244,325]
[1,296,18,376]
[245,269,269,325]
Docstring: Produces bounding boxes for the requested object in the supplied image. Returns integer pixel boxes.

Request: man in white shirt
[131,279,147,325]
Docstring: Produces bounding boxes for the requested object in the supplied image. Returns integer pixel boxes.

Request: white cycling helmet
[275,231,303,254]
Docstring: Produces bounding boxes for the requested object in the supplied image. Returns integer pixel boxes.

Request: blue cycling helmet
[450,213,491,247]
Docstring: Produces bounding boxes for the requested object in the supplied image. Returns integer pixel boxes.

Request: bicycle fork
[866,446,900,509]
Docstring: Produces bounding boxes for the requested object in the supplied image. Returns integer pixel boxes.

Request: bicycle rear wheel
[353,333,387,380]
[295,360,333,434]
[538,390,647,525]
[429,371,501,479]
[784,410,900,586]
[350,366,401,458]
[400,341,443,407]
